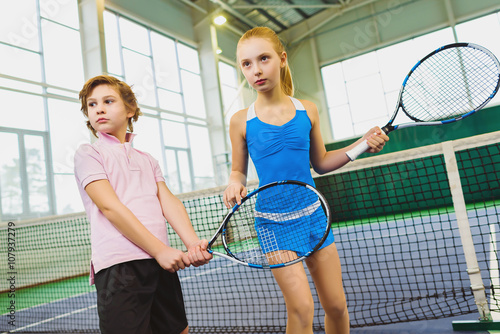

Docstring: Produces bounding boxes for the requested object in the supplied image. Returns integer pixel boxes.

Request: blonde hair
[79,75,142,137]
[237,27,294,97]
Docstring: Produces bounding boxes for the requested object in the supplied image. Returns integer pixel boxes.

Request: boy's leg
[94,260,155,334]
[150,263,188,334]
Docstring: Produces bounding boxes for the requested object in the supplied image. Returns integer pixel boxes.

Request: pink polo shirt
[74,132,168,284]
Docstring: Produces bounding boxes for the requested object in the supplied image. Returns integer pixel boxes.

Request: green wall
[106,0,196,43]
[316,139,500,222]
[317,108,500,221]
[303,0,500,65]
[325,104,500,157]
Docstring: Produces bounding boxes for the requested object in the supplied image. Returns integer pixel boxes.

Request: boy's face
[86,84,134,140]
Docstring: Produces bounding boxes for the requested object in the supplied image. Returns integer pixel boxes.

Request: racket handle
[345,141,370,161]
[345,128,387,161]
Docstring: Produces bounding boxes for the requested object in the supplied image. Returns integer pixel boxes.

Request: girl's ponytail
[280,62,294,97]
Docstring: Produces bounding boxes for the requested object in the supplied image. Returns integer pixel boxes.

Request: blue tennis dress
[246,97,335,257]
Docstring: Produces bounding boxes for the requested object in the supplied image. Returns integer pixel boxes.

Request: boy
[74,75,211,333]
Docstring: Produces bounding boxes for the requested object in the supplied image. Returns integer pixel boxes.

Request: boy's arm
[157,181,212,266]
[85,179,189,272]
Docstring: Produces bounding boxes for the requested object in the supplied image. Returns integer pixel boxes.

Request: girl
[223,27,389,333]
[74,75,212,334]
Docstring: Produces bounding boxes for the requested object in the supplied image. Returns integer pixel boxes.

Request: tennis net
[1,131,499,333]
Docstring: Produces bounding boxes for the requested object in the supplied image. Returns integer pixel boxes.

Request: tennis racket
[208,180,332,269]
[346,42,500,161]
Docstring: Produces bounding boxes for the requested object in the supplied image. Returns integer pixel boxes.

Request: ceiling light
[214,15,227,25]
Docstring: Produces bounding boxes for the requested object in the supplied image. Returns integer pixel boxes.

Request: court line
[180,259,238,282]
[1,304,96,334]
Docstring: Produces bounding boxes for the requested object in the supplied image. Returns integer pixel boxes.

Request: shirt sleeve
[74,144,108,189]
[147,153,165,183]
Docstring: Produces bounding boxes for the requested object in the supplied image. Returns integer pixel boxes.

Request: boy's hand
[186,239,213,267]
[155,246,191,273]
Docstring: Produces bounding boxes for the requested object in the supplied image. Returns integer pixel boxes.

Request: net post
[441,141,498,330]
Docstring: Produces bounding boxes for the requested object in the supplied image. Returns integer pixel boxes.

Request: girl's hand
[223,182,247,208]
[363,126,389,153]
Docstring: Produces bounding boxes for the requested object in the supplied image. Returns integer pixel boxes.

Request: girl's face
[86,84,134,140]
[237,37,286,93]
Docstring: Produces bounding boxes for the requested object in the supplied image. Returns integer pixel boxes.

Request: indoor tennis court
[1,1,500,333]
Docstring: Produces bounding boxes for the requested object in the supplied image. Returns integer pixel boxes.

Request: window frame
[104,9,214,193]
[0,127,55,220]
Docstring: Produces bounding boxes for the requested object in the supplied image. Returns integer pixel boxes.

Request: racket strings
[415,50,496,111]
[407,51,495,118]
[225,183,329,267]
[226,202,267,265]
[402,46,499,122]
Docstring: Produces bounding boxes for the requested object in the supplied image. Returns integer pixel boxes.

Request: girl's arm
[305,100,389,175]
[84,179,189,272]
[157,181,212,266]
[223,109,249,208]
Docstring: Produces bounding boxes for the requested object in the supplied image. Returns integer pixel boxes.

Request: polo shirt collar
[97,131,136,145]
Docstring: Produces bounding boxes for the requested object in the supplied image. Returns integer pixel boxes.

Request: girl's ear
[280,51,287,68]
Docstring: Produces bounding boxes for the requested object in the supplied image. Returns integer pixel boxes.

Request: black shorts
[94,259,188,334]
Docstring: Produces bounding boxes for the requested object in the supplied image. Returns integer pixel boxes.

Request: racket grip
[346,128,387,161]
[345,141,370,161]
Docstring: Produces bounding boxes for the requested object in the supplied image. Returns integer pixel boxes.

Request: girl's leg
[306,243,350,334]
[271,263,315,334]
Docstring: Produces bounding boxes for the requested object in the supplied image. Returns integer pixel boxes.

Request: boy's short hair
[79,75,142,137]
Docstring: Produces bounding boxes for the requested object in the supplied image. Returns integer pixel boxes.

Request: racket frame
[208,180,332,269]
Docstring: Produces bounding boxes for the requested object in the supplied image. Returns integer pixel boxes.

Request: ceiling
[180,0,367,35]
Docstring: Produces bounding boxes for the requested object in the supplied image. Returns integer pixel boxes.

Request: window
[217,61,258,182]
[455,12,500,109]
[217,62,241,182]
[104,10,215,193]
[0,129,54,219]
[0,0,86,220]
[322,28,455,140]
[219,62,243,125]
[322,12,500,141]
